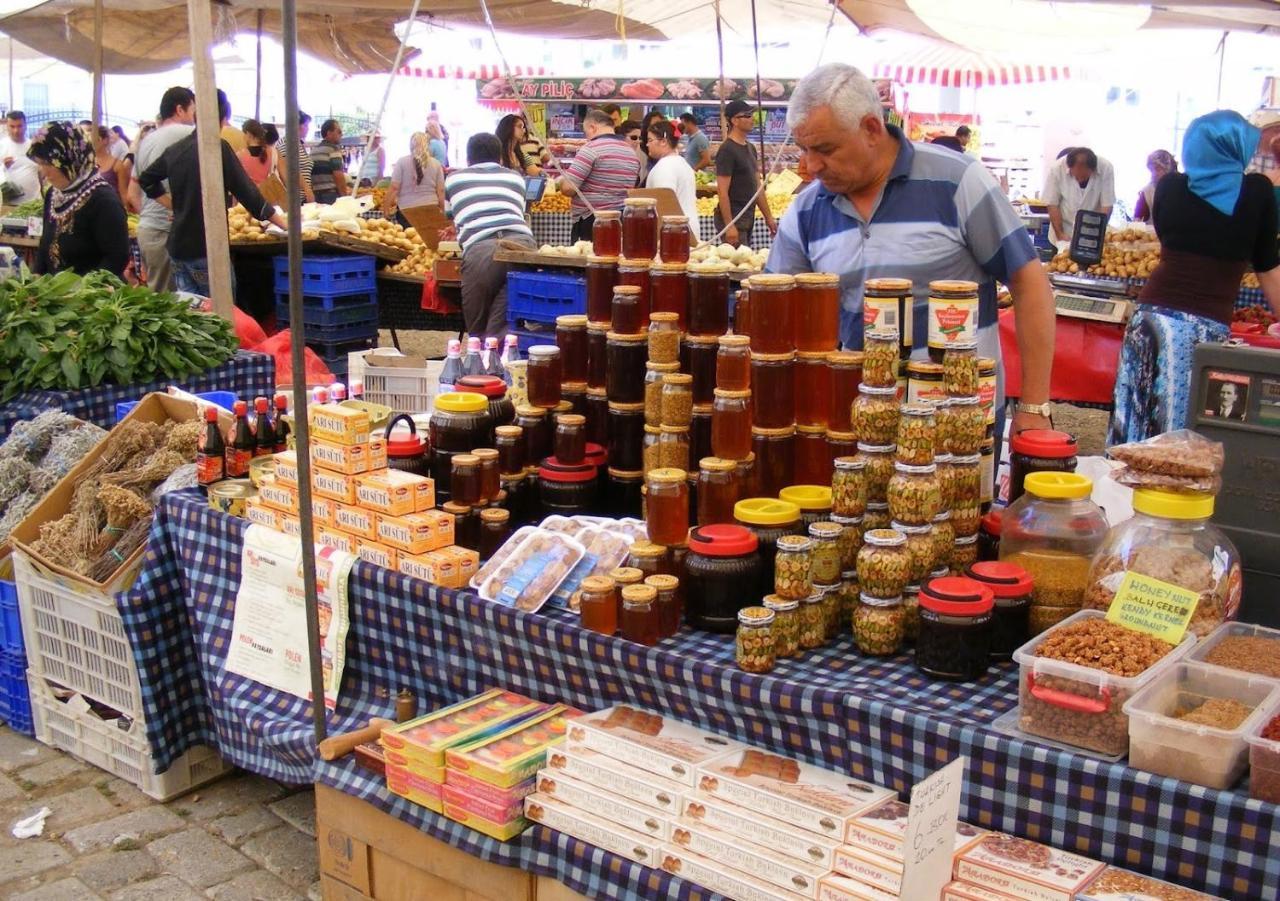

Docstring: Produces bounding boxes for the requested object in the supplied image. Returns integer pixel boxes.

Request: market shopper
[716,99,778,249]
[236,120,275,187]
[310,119,347,204]
[767,63,1056,435]
[27,121,129,277]
[1,111,41,205]
[427,123,448,167]
[496,115,537,175]
[130,87,195,292]
[1133,149,1176,223]
[557,109,641,243]
[384,132,445,224]
[277,110,314,204]
[639,110,666,164]
[445,132,537,338]
[646,120,698,223]
[219,97,245,153]
[618,120,648,183]
[1268,135,1280,210]
[599,104,623,129]
[1110,110,1280,444]
[357,133,384,187]
[95,127,129,199]
[955,124,972,150]
[1043,146,1115,243]
[679,113,711,171]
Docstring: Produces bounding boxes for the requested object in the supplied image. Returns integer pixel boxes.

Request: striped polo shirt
[444,163,532,254]
[767,126,1037,353]
[562,134,641,222]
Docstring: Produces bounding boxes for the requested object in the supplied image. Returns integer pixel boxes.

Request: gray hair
[787,64,882,131]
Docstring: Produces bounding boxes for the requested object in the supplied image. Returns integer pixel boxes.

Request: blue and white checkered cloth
[118,491,1279,899]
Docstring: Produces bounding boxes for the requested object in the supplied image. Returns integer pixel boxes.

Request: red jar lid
[585,443,607,468]
[456,375,507,398]
[980,509,1003,537]
[687,524,759,557]
[539,460,597,482]
[964,561,1032,598]
[1010,429,1077,459]
[919,576,994,616]
[384,413,427,457]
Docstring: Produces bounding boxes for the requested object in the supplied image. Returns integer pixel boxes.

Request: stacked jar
[933,328,985,569]
[745,274,797,497]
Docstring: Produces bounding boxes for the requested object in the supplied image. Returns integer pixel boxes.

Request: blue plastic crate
[506,270,587,325]
[273,289,381,312]
[0,648,31,736]
[0,575,21,654]
[116,390,238,423]
[273,254,376,296]
[275,297,378,328]
[504,322,556,358]
[283,316,380,344]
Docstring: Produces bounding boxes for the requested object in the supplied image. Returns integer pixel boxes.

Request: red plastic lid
[456,375,507,398]
[233,400,248,415]
[1010,429,1078,459]
[919,576,994,616]
[539,460,597,482]
[585,443,607,467]
[687,524,759,557]
[204,407,219,422]
[384,413,426,457]
[254,396,269,413]
[964,561,1032,598]
[980,510,1003,537]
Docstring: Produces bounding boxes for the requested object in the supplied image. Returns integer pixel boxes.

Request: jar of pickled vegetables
[682,335,719,406]
[746,274,796,355]
[794,426,833,486]
[857,528,911,598]
[832,513,864,572]
[828,351,863,432]
[862,329,899,388]
[863,501,891,532]
[717,335,751,391]
[688,261,731,337]
[935,453,955,509]
[794,273,840,353]
[774,535,814,600]
[799,592,826,650]
[852,385,899,446]
[660,216,691,264]
[661,373,694,428]
[951,454,982,532]
[940,395,984,456]
[752,427,796,497]
[684,524,764,632]
[887,462,941,526]
[736,607,776,673]
[778,484,833,531]
[808,521,843,586]
[611,283,647,334]
[819,584,842,640]
[622,197,659,260]
[645,362,680,427]
[943,341,979,397]
[832,457,868,517]
[856,442,896,505]
[840,572,860,631]
[697,457,740,526]
[658,425,690,471]
[592,211,621,257]
[586,256,618,323]
[795,351,832,428]
[896,403,936,466]
[650,263,689,330]
[648,312,682,365]
[764,595,800,658]
[894,520,936,584]
[711,389,752,461]
[645,468,689,546]
[931,511,954,572]
[526,345,562,408]
[854,594,905,656]
[750,352,795,429]
[606,332,648,403]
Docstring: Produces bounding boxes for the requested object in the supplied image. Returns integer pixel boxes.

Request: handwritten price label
[900,756,966,901]
[1105,571,1199,644]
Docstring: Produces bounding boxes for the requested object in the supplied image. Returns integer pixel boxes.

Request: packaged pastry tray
[659,846,811,901]
[475,527,586,613]
[953,833,1105,901]
[379,689,546,770]
[1076,864,1221,900]
[444,705,580,789]
[670,817,827,898]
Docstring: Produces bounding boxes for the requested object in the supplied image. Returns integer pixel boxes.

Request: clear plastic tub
[1184,620,1280,682]
[1011,610,1195,757]
[1123,662,1279,789]
[1245,699,1280,803]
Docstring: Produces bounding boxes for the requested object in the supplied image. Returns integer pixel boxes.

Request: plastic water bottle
[328,382,347,402]
[484,337,505,380]
[501,335,521,365]
[439,339,463,388]
[462,337,484,377]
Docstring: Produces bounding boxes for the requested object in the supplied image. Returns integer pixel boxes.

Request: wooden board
[627,186,683,221]
[399,204,451,252]
[493,246,589,269]
[0,233,40,249]
[377,271,427,285]
[316,231,409,263]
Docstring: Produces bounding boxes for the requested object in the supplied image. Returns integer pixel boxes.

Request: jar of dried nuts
[832,513,864,572]
[943,341,979,396]
[895,520,937,584]
[774,535,814,600]
[896,404,937,466]
[856,443,896,505]
[951,453,982,509]
[944,395,985,455]
[832,456,868,517]
[853,385,900,446]
[764,595,801,657]
[935,452,956,509]
[854,593,906,656]
[887,462,942,525]
[862,329,900,387]
[799,592,826,650]
[735,607,776,673]
[863,502,891,532]
[857,528,911,598]
[808,521,843,587]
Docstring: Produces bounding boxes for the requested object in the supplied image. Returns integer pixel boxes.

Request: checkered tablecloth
[0,351,276,443]
[118,491,1279,899]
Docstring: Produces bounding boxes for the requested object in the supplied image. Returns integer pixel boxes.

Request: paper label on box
[544,746,683,814]
[683,796,838,869]
[313,470,356,503]
[334,506,377,539]
[672,820,825,897]
[259,482,297,512]
[1105,571,1198,644]
[537,772,670,840]
[899,756,964,901]
[956,835,1104,901]
[524,795,662,867]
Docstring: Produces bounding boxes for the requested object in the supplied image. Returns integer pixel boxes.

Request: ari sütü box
[380,690,546,772]
[954,834,1105,901]
[354,469,435,515]
[308,403,370,445]
[695,749,895,840]
[543,745,684,816]
[272,450,300,487]
[444,705,580,789]
[311,436,387,475]
[354,541,399,571]
[400,547,478,589]
[524,794,663,869]
[567,705,745,786]
[535,771,671,841]
[333,504,378,541]
[843,797,988,861]
[670,818,827,898]
[681,795,840,869]
[376,510,453,555]
[244,497,283,530]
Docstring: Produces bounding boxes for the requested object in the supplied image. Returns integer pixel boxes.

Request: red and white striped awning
[869,34,1076,87]
[397,64,547,81]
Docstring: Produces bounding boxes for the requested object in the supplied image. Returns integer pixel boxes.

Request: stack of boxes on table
[243,402,477,588]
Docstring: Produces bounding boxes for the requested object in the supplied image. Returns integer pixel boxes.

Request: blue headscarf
[1181,110,1260,216]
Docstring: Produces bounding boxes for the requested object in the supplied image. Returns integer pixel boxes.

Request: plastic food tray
[1184,620,1280,683]
[1245,699,1280,804]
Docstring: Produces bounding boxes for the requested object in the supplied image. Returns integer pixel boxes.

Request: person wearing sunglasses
[617,119,647,183]
[715,99,777,248]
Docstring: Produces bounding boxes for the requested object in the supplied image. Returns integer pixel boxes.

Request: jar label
[980,449,994,505]
[863,295,913,347]
[1104,571,1199,644]
[979,373,997,424]
[908,379,949,407]
[927,295,977,350]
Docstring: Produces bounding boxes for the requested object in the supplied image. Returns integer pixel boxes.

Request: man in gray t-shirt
[131,87,195,293]
[714,100,777,248]
[679,113,710,171]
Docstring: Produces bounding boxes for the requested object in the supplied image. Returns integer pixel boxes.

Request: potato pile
[695,193,793,218]
[1047,227,1161,279]
[379,222,436,276]
[689,242,768,273]
[227,204,318,242]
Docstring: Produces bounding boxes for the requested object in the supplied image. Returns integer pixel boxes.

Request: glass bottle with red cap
[914,576,994,681]
[683,524,765,633]
[1007,429,1078,505]
[384,413,431,477]
[965,560,1032,659]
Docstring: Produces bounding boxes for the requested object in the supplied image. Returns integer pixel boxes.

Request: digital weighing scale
[1049,274,1132,324]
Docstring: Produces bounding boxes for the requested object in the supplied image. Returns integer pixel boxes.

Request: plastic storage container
[965,561,1032,660]
[456,374,515,433]
[1185,621,1280,681]
[915,576,993,682]
[684,524,764,633]
[1246,702,1280,803]
[1007,429,1078,505]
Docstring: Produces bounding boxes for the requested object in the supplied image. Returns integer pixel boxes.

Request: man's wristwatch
[1016,402,1053,418]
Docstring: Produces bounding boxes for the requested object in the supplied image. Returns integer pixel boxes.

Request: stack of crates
[274,254,379,378]
[505,268,587,356]
[0,555,32,735]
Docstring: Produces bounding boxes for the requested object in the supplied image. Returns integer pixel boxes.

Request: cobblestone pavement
[0,728,319,900]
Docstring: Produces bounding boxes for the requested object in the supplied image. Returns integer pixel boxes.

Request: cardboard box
[941,881,1026,901]
[245,496,284,530]
[376,510,453,555]
[832,843,905,895]
[317,819,371,896]
[670,818,826,898]
[309,403,371,446]
[446,769,539,812]
[312,437,386,476]
[273,450,300,487]
[445,706,579,789]
[524,794,663,869]
[259,481,298,513]
[1076,866,1219,901]
[682,795,839,869]
[316,526,358,555]
[354,541,398,571]
[400,546,477,589]
[656,846,809,901]
[385,762,443,812]
[844,797,988,863]
[543,745,684,817]
[567,706,745,787]
[817,874,901,901]
[381,750,444,783]
[954,834,1105,901]
[695,750,895,841]
[380,690,547,771]
[334,505,378,541]
[310,496,335,527]
[535,771,671,842]
[279,513,302,538]
[313,468,358,504]
[442,801,530,841]
[355,469,435,516]
[441,780,530,827]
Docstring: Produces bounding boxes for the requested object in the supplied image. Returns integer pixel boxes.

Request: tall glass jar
[607,401,645,472]
[646,574,682,638]
[555,315,588,384]
[585,388,608,448]
[887,462,941,526]
[611,285,646,335]
[684,524,764,632]
[943,341,979,397]
[774,535,814,600]
[592,211,621,257]
[494,425,524,477]
[895,520,937,585]
[864,502,891,532]
[514,404,551,467]
[863,277,914,351]
[795,351,832,428]
[690,403,713,466]
[927,280,980,363]
[478,507,510,561]
[688,262,731,337]
[736,607,776,673]
[855,594,905,656]
[794,426,832,486]
[747,274,797,355]
[451,454,481,507]
[645,362,680,427]
[627,541,669,583]
[561,381,587,416]
[907,361,947,407]
[586,256,618,323]
[751,427,796,497]
[862,329,899,388]
[586,321,610,389]
[833,456,868,517]
[554,413,586,465]
[661,373,694,428]
[896,403,937,466]
[645,468,689,546]
[799,593,826,650]
[650,263,689,329]
[681,335,719,406]
[606,332,648,403]
[750,352,795,429]
[648,312,681,365]
[642,424,662,475]
[979,357,997,425]
[616,259,653,321]
[607,468,644,518]
[716,335,752,391]
[658,425,690,471]
[526,345,562,408]
[951,454,983,536]
[856,442,896,505]
[622,197,659,260]
[857,528,911,598]
[660,215,691,264]
[852,384,899,446]
[472,448,501,503]
[832,514,864,573]
[828,351,863,433]
[931,511,954,573]
[697,457,740,526]
[794,272,840,353]
[764,596,800,658]
[941,395,985,456]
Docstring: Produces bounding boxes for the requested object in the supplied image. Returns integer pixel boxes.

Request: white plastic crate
[13,551,144,721]
[29,674,229,801]
[361,356,442,415]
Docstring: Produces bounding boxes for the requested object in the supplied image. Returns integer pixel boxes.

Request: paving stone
[267,790,316,837]
[146,828,254,889]
[109,876,205,901]
[240,826,319,890]
[73,849,161,894]
[205,806,284,846]
[19,757,88,789]
[11,876,103,900]
[42,785,127,832]
[0,839,72,883]
[94,778,158,813]
[0,729,58,772]
[64,807,186,854]
[179,774,291,822]
[0,772,26,801]
[205,870,307,900]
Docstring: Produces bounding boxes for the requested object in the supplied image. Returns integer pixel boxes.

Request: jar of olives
[950,534,979,574]
[856,443,896,505]
[895,403,937,466]
[862,329,899,387]
[902,583,921,642]
[887,462,941,525]
[863,502,891,532]
[943,341,979,396]
[774,535,814,600]
[852,385,900,446]
[943,395,984,455]
[799,592,826,650]
[832,456,868,517]
[854,594,905,656]
[763,595,800,658]
[856,528,911,598]
[736,607,776,673]
[831,513,864,573]
[894,520,937,584]
[808,521,843,587]
[935,453,955,509]
[930,511,954,571]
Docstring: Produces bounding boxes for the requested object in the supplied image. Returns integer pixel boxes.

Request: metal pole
[8,39,14,112]
[255,10,263,121]
[281,0,328,747]
[91,0,103,128]
[748,0,767,191]
[1215,31,1226,106]
[348,0,422,196]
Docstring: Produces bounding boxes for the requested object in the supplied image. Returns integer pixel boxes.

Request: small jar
[645,468,689,546]
[711,389,753,461]
[561,381,587,417]
[894,520,937,584]
[734,497,803,597]
[586,321,610,389]
[852,384,899,446]
[627,541,669,582]
[795,351,832,428]
[820,584,842,640]
[658,426,691,471]
[935,453,955,509]
[902,583,921,642]
[556,314,589,384]
[808,521,843,587]
[444,501,478,551]
[927,281,980,363]
[794,426,832,486]
[827,430,857,461]
[609,567,646,623]
[887,462,941,526]
[690,403,713,466]
[773,535,814,600]
[854,594,905,656]
[579,575,618,635]
[616,259,653,324]
[606,332,648,403]
[750,352,796,429]
[621,584,660,646]
[828,351,864,433]
[585,388,609,448]
[586,256,618,323]
[514,405,551,468]
[661,373,694,428]
[751,427,796,497]
[736,607,776,673]
[857,528,911,599]
[746,274,796,355]
[794,273,840,353]
[682,335,719,406]
[538,460,597,517]
[592,211,622,257]
[907,361,947,407]
[736,453,758,499]
[799,593,826,650]
[778,485,833,532]
[472,448,501,502]
[978,510,1002,562]
[832,514,864,573]
[863,501,891,532]
[660,215,692,264]
[764,595,800,658]
[478,508,510,561]
[646,574,682,639]
[553,413,586,465]
[895,404,937,466]
[450,454,481,507]
[622,197,659,260]
[862,329,899,388]
[942,395,985,456]
[611,285,646,335]
[978,358,997,425]
[526,345,563,408]
[688,261,732,337]
[642,424,662,474]
[950,534,979,574]
[607,468,644,518]
[943,341,979,397]
[494,425,525,477]
[648,312,682,365]
[645,362,681,427]
[863,277,914,349]
[684,524,764,633]
[716,335,752,391]
[501,473,529,526]
[1007,430,1078,505]
[951,454,982,534]
[734,286,752,337]
[931,511,955,572]
[965,560,1032,660]
[650,263,689,328]
[915,576,993,681]
[832,457,868,517]
[697,457,740,526]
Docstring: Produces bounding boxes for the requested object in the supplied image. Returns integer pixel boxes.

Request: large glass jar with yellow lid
[779,484,833,531]
[429,391,491,500]
[734,497,803,598]
[746,274,796,355]
[927,279,979,363]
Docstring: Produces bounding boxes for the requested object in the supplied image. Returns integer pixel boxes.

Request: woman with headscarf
[1133,149,1176,223]
[27,122,129,276]
[1110,110,1280,444]
[382,132,445,226]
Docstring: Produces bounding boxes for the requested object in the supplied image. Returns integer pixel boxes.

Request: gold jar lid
[580,575,616,593]
[663,373,693,386]
[586,255,618,265]
[441,501,471,515]
[828,350,864,366]
[650,261,689,273]
[750,351,796,363]
[607,468,644,479]
[662,215,688,224]
[645,574,680,591]
[687,260,732,275]
[624,197,657,207]
[647,467,688,483]
[595,210,621,220]
[907,361,944,376]
[451,454,480,466]
[621,584,658,604]
[864,276,913,295]
[796,425,827,435]
[471,448,499,461]
[649,312,680,324]
[747,273,796,290]
[587,387,608,398]
[659,425,690,435]
[607,331,648,342]
[629,540,667,558]
[587,320,612,332]
[797,351,829,362]
[556,413,586,427]
[713,388,751,399]
[699,457,737,472]
[752,426,797,438]
[562,381,587,393]
[556,314,588,327]
[609,401,646,412]
[719,334,750,347]
[480,507,509,523]
[647,361,681,372]
[609,567,645,584]
[685,334,719,346]
[618,258,653,271]
[612,285,643,295]
[794,272,839,287]
[494,425,523,439]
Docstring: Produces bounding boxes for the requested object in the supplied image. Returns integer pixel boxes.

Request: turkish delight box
[380,690,546,770]
[567,706,745,786]
[445,705,580,789]
[832,843,906,895]
[442,800,529,842]
[682,794,840,869]
[445,769,538,811]
[942,880,1023,901]
[658,846,810,901]
[385,762,443,812]
[670,818,827,898]
[695,749,895,840]
[843,797,988,862]
[954,834,1106,901]
[1076,866,1219,901]
[535,771,671,842]
[441,779,530,826]
[817,874,900,901]
[543,745,684,816]
[524,794,663,868]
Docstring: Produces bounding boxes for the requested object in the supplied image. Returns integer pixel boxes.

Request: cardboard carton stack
[245,402,478,588]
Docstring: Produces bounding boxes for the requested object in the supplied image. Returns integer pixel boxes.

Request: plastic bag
[253,329,334,387]
[1106,429,1224,479]
[1110,465,1223,495]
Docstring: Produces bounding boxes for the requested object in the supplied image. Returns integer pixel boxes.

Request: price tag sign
[900,756,967,901]
[1105,571,1199,644]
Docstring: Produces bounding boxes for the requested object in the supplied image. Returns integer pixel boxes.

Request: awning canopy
[397,64,547,80]
[868,32,1077,87]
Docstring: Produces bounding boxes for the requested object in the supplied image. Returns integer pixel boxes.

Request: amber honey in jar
[828,351,863,433]
[658,425,690,471]
[554,413,586,465]
[611,285,646,335]
[585,256,618,323]
[927,280,980,363]
[688,261,732,337]
[620,583,661,646]
[586,321,610,389]
[526,345,562,408]
[592,211,622,257]
[717,335,751,391]
[752,426,796,497]
[750,352,795,429]
[711,389,753,461]
[555,315,588,384]
[795,351,832,428]
[794,425,833,485]
[863,277,914,351]
[682,335,719,406]
[514,404,551,466]
[450,454,481,507]
[747,274,796,355]
[621,197,659,260]
[794,272,840,353]
[472,448,501,502]
[650,263,689,329]
[617,261,653,329]
[494,425,524,477]
[827,430,857,462]
[606,332,648,403]
[579,575,618,634]
[660,215,692,263]
[607,401,646,472]
[697,457,740,526]
[645,468,690,546]
[734,287,751,337]
[585,388,608,448]
[646,573,682,638]
[690,403,713,466]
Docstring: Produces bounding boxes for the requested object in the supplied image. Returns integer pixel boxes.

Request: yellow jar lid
[779,485,833,510]
[650,312,680,323]
[1133,488,1215,520]
[828,350,864,365]
[648,467,687,483]
[556,314,588,327]
[1023,471,1092,500]
[628,540,667,558]
[434,392,487,414]
[735,497,801,526]
[699,457,737,472]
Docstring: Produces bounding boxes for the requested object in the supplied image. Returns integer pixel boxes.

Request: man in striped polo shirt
[445,132,536,338]
[768,64,1056,435]
[558,109,641,243]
